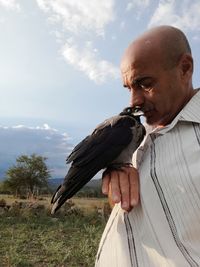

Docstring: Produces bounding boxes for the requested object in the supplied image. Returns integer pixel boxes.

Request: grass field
[0,195,108,267]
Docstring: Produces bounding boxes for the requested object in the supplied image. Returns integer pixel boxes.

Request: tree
[3,154,51,196]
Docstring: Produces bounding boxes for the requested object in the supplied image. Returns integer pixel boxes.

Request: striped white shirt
[95,89,200,267]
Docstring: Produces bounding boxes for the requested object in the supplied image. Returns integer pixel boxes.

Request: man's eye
[139,83,153,92]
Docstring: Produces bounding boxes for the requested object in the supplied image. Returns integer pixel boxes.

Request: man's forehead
[120,61,135,74]
[120,43,137,69]
[120,53,147,77]
[121,67,141,87]
[121,42,152,72]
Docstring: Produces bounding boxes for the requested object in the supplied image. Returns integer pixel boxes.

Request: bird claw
[103,163,133,176]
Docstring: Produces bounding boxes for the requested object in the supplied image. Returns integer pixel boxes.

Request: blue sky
[0,0,200,178]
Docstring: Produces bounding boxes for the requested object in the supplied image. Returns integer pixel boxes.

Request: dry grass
[0,194,107,214]
[0,194,109,267]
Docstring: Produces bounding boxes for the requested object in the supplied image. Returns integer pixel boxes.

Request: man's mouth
[143,109,154,117]
[133,106,155,118]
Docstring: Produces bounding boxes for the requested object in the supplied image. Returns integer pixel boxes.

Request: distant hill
[87,178,102,188]
[1,174,102,189]
[48,178,64,188]
[48,177,102,190]
[48,177,103,198]
[0,124,73,179]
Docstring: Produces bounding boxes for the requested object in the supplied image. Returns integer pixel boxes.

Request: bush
[0,198,6,207]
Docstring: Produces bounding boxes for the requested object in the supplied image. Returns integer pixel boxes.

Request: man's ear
[179,53,193,78]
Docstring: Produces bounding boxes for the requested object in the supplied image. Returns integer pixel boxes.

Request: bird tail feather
[51,166,99,214]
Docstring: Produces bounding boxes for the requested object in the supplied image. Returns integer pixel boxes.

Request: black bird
[51,107,146,214]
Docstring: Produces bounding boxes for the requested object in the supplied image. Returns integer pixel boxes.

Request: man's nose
[129,88,144,107]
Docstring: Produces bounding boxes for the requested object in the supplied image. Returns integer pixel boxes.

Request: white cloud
[126,0,150,20]
[0,0,20,11]
[126,0,150,11]
[62,41,119,84]
[36,0,118,84]
[148,0,200,32]
[0,124,73,178]
[36,0,115,36]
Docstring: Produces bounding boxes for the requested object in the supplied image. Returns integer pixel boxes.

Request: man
[95,25,200,267]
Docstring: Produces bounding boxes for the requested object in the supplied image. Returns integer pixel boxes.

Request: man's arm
[102,166,140,211]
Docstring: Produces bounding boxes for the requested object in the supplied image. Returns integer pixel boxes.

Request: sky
[0,0,200,178]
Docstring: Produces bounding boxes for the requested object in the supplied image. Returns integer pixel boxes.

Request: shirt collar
[148,88,200,135]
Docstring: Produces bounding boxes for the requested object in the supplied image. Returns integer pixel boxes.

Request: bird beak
[133,106,144,117]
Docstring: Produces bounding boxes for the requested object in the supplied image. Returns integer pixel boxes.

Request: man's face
[121,50,189,127]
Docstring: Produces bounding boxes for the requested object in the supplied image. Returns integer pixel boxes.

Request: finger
[129,168,140,207]
[108,182,115,208]
[102,173,110,195]
[118,170,130,211]
[110,171,121,203]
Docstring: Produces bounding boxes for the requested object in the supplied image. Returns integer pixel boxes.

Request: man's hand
[102,166,140,212]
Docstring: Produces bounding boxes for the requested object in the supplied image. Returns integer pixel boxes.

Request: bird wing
[51,115,136,213]
[66,115,133,167]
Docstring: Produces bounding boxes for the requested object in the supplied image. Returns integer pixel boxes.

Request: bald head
[121,25,195,127]
[121,25,191,72]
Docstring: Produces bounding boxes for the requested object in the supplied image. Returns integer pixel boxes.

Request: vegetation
[3,154,50,197]
[0,153,109,266]
[0,196,108,267]
[0,213,105,267]
[76,185,104,198]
